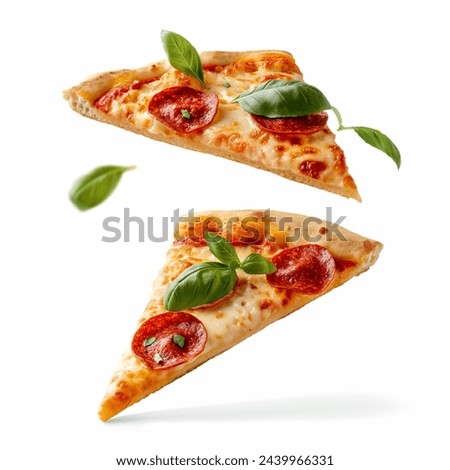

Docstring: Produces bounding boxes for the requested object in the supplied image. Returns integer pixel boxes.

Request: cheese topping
[97,52,355,193]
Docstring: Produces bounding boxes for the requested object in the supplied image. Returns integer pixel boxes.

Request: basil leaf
[204,232,241,268]
[181,109,191,119]
[240,253,277,275]
[154,353,163,364]
[160,30,207,88]
[232,80,331,118]
[164,262,236,311]
[350,126,401,169]
[69,165,135,211]
[143,337,157,347]
[173,334,185,348]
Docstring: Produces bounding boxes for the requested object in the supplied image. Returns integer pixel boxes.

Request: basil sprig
[233,80,401,168]
[69,165,136,211]
[164,232,276,311]
[331,106,401,168]
[161,30,207,88]
[232,80,331,118]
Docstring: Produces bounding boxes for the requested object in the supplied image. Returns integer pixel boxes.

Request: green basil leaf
[181,109,191,119]
[173,334,185,348]
[240,253,277,275]
[232,80,331,118]
[350,126,401,169]
[69,165,135,211]
[160,30,207,87]
[154,353,163,364]
[143,337,157,347]
[164,262,236,311]
[204,232,241,268]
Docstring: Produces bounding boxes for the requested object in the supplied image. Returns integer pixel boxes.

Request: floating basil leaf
[332,106,401,169]
[351,126,401,169]
[69,165,135,211]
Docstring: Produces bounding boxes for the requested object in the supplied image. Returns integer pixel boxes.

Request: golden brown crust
[98,210,381,421]
[64,51,360,201]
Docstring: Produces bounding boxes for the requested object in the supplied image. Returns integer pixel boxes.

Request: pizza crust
[98,210,381,421]
[64,51,361,201]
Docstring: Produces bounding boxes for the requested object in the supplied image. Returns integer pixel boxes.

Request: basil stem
[164,233,276,311]
[332,107,401,169]
[204,232,241,268]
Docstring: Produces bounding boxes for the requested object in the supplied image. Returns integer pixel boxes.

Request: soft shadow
[111,393,399,424]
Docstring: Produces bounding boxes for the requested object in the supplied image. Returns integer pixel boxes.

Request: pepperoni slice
[132,312,207,370]
[95,78,158,113]
[251,111,328,135]
[266,244,335,295]
[148,86,219,133]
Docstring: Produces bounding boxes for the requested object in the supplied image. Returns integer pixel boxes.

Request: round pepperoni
[251,111,328,135]
[132,312,207,370]
[95,78,159,114]
[148,86,219,133]
[266,244,335,295]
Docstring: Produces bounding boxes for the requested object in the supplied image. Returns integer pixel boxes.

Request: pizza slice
[98,210,382,421]
[64,48,361,200]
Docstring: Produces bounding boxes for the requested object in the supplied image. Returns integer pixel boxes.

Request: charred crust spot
[113,391,128,403]
[250,210,265,218]
[364,239,375,252]
[259,299,273,310]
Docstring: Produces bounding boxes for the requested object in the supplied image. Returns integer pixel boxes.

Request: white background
[1,1,449,468]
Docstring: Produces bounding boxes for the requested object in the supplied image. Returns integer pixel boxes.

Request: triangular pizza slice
[64,50,361,200]
[98,210,382,421]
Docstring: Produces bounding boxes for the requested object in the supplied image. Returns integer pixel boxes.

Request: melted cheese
[102,53,356,196]
[98,210,382,421]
